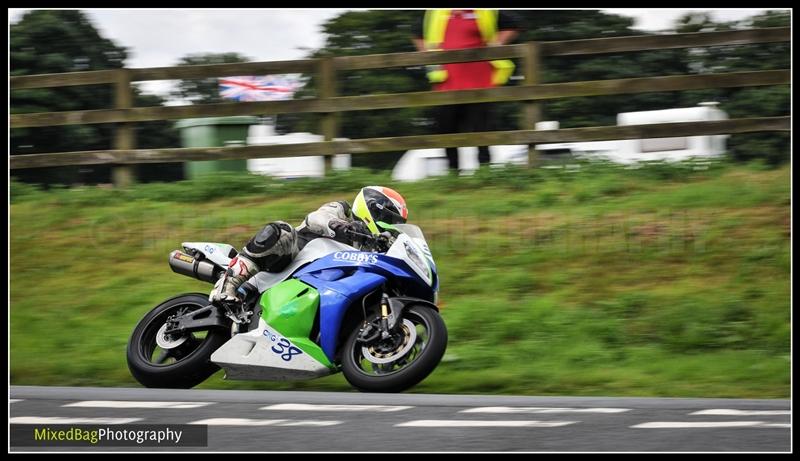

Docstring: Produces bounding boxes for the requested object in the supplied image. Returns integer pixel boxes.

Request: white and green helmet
[352,186,409,235]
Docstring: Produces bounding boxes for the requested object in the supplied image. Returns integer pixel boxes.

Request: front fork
[357,290,399,344]
[379,293,392,339]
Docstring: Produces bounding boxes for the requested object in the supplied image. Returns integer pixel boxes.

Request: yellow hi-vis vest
[423,9,515,86]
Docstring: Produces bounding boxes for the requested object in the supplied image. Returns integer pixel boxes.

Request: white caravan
[391,102,729,181]
[246,124,351,178]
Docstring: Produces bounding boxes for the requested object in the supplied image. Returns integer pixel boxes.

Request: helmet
[352,186,408,235]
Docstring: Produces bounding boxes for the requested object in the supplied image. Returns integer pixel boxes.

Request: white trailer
[246,124,350,178]
[391,102,729,181]
[594,102,728,164]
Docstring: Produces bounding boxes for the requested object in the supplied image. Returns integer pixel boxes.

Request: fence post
[318,57,337,175]
[112,68,135,187]
[521,42,542,168]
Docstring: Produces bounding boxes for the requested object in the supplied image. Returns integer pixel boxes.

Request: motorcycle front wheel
[126,293,230,389]
[341,304,447,393]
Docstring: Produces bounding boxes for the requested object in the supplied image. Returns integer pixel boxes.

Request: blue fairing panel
[293,250,435,362]
[295,252,418,282]
[298,270,387,361]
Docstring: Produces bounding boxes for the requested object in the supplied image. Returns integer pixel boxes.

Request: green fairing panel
[259,279,332,367]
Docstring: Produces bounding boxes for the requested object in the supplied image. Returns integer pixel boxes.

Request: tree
[285,9,789,169]
[509,11,695,131]
[10,10,182,185]
[674,10,790,164]
[281,10,679,169]
[171,52,252,104]
[279,10,428,169]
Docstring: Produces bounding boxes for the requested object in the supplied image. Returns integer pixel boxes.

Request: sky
[9,8,779,99]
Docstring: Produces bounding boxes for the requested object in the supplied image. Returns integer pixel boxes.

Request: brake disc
[361,319,417,365]
[155,323,189,349]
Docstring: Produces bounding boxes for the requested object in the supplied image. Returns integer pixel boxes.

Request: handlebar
[345,228,393,252]
[345,229,377,240]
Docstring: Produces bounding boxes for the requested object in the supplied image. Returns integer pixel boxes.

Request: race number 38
[263,328,303,361]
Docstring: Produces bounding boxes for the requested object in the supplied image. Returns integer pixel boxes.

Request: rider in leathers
[210,186,409,305]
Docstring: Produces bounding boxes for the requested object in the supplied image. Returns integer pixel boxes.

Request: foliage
[281,9,790,167]
[10,9,790,188]
[10,10,181,186]
[672,10,791,163]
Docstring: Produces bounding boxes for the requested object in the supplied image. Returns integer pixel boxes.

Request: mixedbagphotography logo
[11,424,207,447]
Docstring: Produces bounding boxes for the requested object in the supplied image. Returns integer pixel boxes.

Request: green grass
[10,160,790,397]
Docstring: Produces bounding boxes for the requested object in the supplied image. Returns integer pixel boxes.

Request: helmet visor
[370,201,407,224]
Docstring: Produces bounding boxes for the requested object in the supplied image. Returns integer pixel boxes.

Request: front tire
[126,293,230,389]
[341,305,447,393]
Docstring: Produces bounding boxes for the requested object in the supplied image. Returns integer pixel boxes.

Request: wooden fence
[10,27,791,186]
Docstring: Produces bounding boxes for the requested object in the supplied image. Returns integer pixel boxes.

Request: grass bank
[10,160,790,397]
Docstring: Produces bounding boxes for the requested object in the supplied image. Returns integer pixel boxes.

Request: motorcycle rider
[210,186,409,304]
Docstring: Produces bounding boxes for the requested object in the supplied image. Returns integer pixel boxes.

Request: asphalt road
[9,386,791,452]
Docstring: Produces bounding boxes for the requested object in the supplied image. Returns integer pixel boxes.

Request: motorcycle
[126,222,447,393]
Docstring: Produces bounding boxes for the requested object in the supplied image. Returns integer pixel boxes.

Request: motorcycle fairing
[211,317,334,381]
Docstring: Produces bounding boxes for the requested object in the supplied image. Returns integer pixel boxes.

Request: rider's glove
[331,219,370,239]
[376,231,395,251]
[347,220,371,236]
[329,219,350,240]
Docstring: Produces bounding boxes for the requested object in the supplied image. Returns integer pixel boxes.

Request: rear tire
[126,293,230,389]
[341,305,447,393]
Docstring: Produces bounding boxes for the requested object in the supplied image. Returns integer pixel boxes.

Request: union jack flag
[219,75,302,102]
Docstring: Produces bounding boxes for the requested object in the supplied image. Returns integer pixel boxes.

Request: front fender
[387,296,439,330]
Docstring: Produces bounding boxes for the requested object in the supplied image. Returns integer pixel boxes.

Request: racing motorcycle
[126,222,446,393]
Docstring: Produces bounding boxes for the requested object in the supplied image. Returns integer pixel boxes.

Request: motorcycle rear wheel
[126,293,230,389]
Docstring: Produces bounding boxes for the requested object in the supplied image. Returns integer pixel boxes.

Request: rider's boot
[209,255,259,304]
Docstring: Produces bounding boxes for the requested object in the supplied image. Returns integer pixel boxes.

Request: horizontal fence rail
[10,117,790,169]
[10,70,790,128]
[8,27,791,181]
[10,27,789,89]
[538,27,790,56]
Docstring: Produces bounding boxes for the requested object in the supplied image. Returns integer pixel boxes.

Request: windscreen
[392,224,427,245]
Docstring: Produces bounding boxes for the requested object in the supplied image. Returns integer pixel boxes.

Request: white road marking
[261,403,412,412]
[276,420,343,427]
[189,418,343,427]
[10,399,23,403]
[760,423,791,428]
[690,409,791,416]
[462,406,630,414]
[395,420,577,428]
[633,421,772,428]
[63,400,213,409]
[189,418,288,426]
[11,417,142,424]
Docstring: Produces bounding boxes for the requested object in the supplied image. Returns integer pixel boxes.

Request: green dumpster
[175,116,259,178]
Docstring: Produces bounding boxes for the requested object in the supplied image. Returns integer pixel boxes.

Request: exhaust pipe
[169,250,222,283]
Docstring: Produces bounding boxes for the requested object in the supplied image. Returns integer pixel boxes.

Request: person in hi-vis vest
[413,10,520,172]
